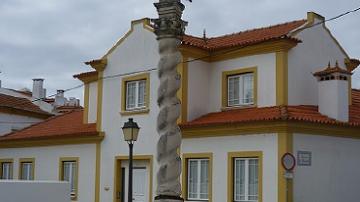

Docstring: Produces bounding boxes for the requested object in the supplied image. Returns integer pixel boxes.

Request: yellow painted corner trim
[0,158,14,179]
[95,143,101,202]
[59,157,79,201]
[83,84,90,124]
[177,55,188,123]
[113,155,153,202]
[276,51,288,105]
[19,158,35,180]
[97,71,104,131]
[121,73,150,114]
[227,151,263,202]
[181,153,213,202]
[221,67,258,108]
[278,132,293,202]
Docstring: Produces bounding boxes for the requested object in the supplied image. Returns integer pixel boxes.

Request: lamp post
[153,0,187,201]
[122,118,140,202]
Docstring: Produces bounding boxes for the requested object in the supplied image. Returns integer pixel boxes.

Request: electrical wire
[5,6,360,111]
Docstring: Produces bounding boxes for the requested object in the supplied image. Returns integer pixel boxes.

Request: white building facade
[1,12,360,202]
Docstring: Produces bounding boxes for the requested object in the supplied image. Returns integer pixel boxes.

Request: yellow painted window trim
[227,151,263,202]
[182,153,213,202]
[19,158,35,180]
[113,155,153,202]
[59,157,80,201]
[0,158,14,179]
[121,73,150,116]
[221,67,258,109]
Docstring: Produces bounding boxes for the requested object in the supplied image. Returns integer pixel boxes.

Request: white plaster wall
[0,180,70,202]
[182,133,278,202]
[88,81,98,123]
[288,19,349,106]
[99,21,160,202]
[0,144,96,202]
[208,53,276,112]
[318,80,349,121]
[293,134,360,202]
[187,59,210,121]
[0,112,44,136]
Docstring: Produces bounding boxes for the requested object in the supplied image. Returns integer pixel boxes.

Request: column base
[154,195,184,202]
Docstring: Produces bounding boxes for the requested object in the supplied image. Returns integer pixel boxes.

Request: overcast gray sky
[0,0,359,104]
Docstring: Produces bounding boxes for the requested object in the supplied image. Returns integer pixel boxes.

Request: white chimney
[313,62,352,122]
[32,78,45,99]
[55,89,67,106]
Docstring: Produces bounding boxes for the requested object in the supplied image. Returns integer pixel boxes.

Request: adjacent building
[1,12,360,202]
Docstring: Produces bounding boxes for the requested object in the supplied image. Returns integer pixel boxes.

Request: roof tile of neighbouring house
[0,93,52,116]
[181,90,360,128]
[182,19,307,51]
[0,110,98,141]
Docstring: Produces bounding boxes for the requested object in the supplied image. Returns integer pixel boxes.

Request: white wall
[182,133,278,202]
[88,81,98,123]
[293,134,360,202]
[0,144,96,202]
[0,112,44,136]
[288,18,348,106]
[187,59,210,121]
[99,21,160,202]
[0,180,70,202]
[208,53,277,112]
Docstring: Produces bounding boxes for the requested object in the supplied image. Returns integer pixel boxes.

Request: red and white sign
[281,153,296,171]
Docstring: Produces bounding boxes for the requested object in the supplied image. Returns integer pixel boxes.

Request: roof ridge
[205,19,307,40]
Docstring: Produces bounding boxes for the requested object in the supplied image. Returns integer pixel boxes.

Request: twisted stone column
[153,0,187,201]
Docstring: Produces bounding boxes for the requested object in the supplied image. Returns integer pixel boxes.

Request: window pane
[234,159,245,201]
[200,160,209,199]
[1,163,12,180]
[126,82,136,109]
[248,159,258,201]
[63,161,77,195]
[138,80,146,107]
[21,163,32,180]
[228,76,240,106]
[188,160,198,199]
[243,74,254,104]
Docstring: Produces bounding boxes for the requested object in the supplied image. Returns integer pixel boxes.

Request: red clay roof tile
[182,20,307,51]
[0,110,98,141]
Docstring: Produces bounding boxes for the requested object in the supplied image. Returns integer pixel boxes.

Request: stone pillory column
[153,0,187,201]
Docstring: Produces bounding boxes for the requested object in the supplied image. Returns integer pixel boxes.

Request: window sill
[221,104,257,111]
[120,108,150,116]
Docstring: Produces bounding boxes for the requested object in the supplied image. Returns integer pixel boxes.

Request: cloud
[0,0,359,104]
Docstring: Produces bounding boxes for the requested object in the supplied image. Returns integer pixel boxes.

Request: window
[19,158,35,180]
[234,158,259,202]
[126,80,146,110]
[60,158,79,200]
[0,159,13,180]
[222,67,257,108]
[121,73,150,115]
[228,73,254,106]
[228,151,262,202]
[182,153,213,201]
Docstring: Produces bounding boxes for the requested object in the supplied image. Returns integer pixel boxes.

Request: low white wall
[0,112,44,136]
[294,134,360,202]
[0,180,70,202]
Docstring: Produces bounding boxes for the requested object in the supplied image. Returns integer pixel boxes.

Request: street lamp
[122,118,140,202]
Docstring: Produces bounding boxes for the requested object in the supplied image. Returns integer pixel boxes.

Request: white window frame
[227,73,254,107]
[1,162,13,180]
[187,158,209,201]
[233,158,259,202]
[126,79,147,110]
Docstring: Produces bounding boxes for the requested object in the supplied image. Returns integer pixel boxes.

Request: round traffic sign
[281,152,296,171]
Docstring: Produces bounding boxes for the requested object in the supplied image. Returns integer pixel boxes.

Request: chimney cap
[33,78,44,81]
[313,62,352,77]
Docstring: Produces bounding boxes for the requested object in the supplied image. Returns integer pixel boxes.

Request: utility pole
[153,0,187,201]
